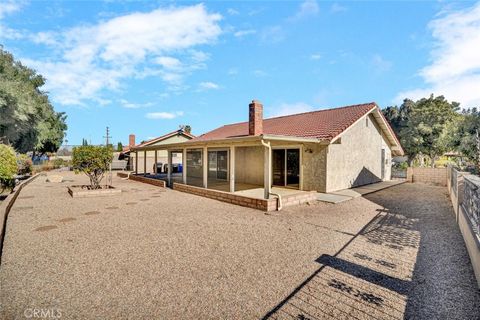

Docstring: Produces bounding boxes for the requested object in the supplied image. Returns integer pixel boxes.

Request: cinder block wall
[406,167,447,186]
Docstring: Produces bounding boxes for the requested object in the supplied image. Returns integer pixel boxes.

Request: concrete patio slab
[317,180,406,203]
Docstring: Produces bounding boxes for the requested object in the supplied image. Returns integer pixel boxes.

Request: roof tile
[191,102,376,142]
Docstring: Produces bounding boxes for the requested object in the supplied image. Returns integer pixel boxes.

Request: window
[366,117,369,127]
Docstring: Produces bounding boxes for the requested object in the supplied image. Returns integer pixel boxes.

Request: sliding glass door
[208,150,228,181]
[272,148,300,188]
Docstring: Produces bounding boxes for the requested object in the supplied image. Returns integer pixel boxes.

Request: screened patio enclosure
[131,134,322,199]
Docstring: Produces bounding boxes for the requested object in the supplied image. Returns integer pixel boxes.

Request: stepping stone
[58,217,76,223]
[18,195,34,199]
[140,199,150,202]
[46,175,63,183]
[84,211,101,216]
[106,206,119,210]
[126,202,137,205]
[35,225,58,232]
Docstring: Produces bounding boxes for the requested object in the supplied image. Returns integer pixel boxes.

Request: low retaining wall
[0,173,43,264]
[407,167,447,186]
[447,166,480,287]
[173,183,317,211]
[117,172,166,188]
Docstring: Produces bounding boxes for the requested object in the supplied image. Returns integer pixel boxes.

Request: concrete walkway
[317,180,406,203]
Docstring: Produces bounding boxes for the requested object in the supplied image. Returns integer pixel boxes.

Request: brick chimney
[249,100,263,136]
[129,134,136,147]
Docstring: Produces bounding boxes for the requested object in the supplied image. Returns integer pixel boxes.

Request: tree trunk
[430,154,436,168]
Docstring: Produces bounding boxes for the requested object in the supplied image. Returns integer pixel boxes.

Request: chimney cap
[251,99,262,104]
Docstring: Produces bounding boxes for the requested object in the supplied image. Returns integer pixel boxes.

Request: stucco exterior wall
[325,114,393,192]
[234,146,264,186]
[302,144,328,192]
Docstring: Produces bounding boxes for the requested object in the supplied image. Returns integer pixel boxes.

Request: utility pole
[103,126,112,146]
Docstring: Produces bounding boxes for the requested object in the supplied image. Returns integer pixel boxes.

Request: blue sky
[1,1,479,145]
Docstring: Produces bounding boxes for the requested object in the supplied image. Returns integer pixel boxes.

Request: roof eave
[131,134,328,151]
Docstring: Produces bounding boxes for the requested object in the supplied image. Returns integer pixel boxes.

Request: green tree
[82,138,88,146]
[0,144,18,191]
[72,145,113,189]
[449,108,480,170]
[116,142,123,152]
[184,125,192,134]
[383,95,460,167]
[0,47,67,155]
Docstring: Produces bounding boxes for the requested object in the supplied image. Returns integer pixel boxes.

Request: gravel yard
[0,172,479,319]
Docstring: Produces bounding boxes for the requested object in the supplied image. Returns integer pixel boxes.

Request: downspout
[260,139,283,211]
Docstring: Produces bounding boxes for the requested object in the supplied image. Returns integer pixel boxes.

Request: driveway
[0,172,479,319]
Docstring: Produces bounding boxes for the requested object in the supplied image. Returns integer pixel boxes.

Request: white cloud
[0,0,26,39]
[16,4,222,106]
[396,2,480,108]
[227,68,238,75]
[260,25,285,44]
[290,0,319,21]
[253,69,268,77]
[119,99,153,109]
[330,3,347,13]
[270,102,314,117]
[227,8,239,15]
[234,29,256,37]
[371,54,392,73]
[198,81,219,90]
[145,111,184,119]
[310,53,322,60]
[0,0,23,19]
[154,56,182,70]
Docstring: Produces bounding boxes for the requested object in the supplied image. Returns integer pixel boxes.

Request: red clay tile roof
[191,102,377,142]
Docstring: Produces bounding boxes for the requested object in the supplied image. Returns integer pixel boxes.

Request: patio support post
[154,149,158,174]
[167,150,172,187]
[203,147,208,188]
[143,150,147,176]
[135,151,138,174]
[182,148,187,184]
[263,142,272,199]
[230,146,235,193]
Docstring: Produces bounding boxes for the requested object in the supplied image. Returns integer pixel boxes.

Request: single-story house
[131,100,403,201]
[122,129,195,173]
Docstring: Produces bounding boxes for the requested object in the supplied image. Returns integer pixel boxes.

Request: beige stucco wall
[325,113,393,192]
[235,146,264,186]
[302,144,328,193]
[132,135,190,173]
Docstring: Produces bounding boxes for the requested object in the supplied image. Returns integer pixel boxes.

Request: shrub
[17,154,33,175]
[53,158,65,168]
[72,145,113,189]
[0,144,18,191]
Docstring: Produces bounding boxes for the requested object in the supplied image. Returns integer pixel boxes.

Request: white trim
[230,146,235,193]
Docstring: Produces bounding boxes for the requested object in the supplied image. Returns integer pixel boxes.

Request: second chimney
[129,134,136,147]
[249,100,263,136]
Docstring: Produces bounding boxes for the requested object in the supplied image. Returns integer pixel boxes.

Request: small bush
[72,145,113,189]
[17,154,33,175]
[0,144,18,191]
[53,158,65,168]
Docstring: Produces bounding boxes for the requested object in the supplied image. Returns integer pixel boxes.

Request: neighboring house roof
[123,130,195,154]
[191,102,401,147]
